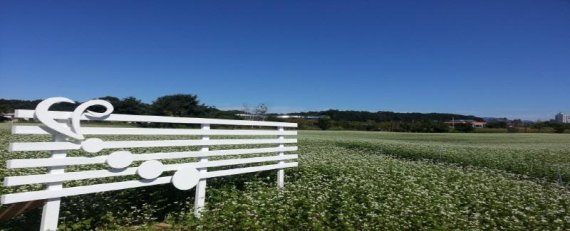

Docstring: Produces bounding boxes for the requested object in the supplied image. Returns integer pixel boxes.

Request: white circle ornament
[171,166,200,190]
[137,160,164,179]
[81,138,104,153]
[106,151,134,169]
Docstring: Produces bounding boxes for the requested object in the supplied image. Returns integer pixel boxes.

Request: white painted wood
[4,155,299,186]
[35,98,79,141]
[70,99,113,140]
[9,141,79,152]
[34,97,114,141]
[202,162,298,179]
[136,160,164,179]
[8,156,109,169]
[81,138,104,153]
[9,138,297,152]
[15,109,298,127]
[13,126,297,136]
[7,146,298,169]
[3,177,173,205]
[171,166,200,190]
[194,124,209,217]
[106,151,134,169]
[41,199,60,231]
[40,132,67,231]
[2,163,298,204]
[277,127,285,188]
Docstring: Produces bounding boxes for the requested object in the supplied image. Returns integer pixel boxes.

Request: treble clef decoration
[35,97,114,141]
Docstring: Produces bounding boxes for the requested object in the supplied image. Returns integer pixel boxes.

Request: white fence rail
[1,97,298,231]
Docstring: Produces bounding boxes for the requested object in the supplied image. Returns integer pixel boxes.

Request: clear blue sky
[1,1,569,120]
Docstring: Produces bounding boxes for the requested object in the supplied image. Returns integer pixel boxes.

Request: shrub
[317,118,332,130]
[454,124,474,133]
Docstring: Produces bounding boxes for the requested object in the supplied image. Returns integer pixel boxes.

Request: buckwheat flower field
[1,125,570,230]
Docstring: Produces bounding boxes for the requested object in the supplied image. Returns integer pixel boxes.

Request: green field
[1,125,570,230]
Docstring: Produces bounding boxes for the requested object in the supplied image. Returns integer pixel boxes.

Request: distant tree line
[272,110,485,133]
[284,118,456,133]
[295,110,484,123]
[5,95,539,133]
[98,95,237,119]
[0,95,238,124]
[0,99,74,112]
[484,118,569,134]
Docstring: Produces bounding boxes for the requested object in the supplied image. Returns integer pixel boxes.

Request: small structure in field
[445,119,487,128]
[555,113,570,123]
[1,113,15,121]
[276,115,327,120]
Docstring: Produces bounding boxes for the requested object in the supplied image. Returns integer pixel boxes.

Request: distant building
[275,115,303,119]
[276,115,327,120]
[235,113,327,121]
[236,113,267,121]
[444,119,487,128]
[555,113,570,123]
[1,113,15,121]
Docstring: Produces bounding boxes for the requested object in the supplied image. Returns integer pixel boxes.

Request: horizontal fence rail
[9,138,298,152]
[2,163,298,204]
[4,154,299,186]
[7,146,298,168]
[13,126,298,136]
[3,97,299,231]
[8,139,297,152]
[14,109,298,127]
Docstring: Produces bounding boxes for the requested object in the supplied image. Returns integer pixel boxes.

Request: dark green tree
[431,121,450,133]
[151,94,205,117]
[119,97,149,115]
[97,96,148,115]
[531,122,547,132]
[96,96,123,113]
[486,121,508,128]
[317,118,332,130]
[454,123,474,133]
[98,96,121,107]
[0,103,9,113]
[364,120,377,131]
[552,123,566,134]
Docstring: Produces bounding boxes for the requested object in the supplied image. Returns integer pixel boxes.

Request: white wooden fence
[1,97,298,231]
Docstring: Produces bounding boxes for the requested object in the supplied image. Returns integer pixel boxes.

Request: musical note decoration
[3,97,298,230]
[33,97,200,190]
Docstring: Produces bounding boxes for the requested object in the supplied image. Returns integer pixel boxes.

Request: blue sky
[1,1,569,120]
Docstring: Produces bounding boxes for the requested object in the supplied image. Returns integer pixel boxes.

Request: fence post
[194,123,210,217]
[277,126,285,188]
[40,123,68,231]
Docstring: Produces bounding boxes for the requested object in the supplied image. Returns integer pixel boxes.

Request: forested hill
[0,99,65,112]
[1,96,483,132]
[294,110,484,122]
[0,96,238,120]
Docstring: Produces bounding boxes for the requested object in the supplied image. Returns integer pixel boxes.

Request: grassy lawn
[1,125,569,230]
